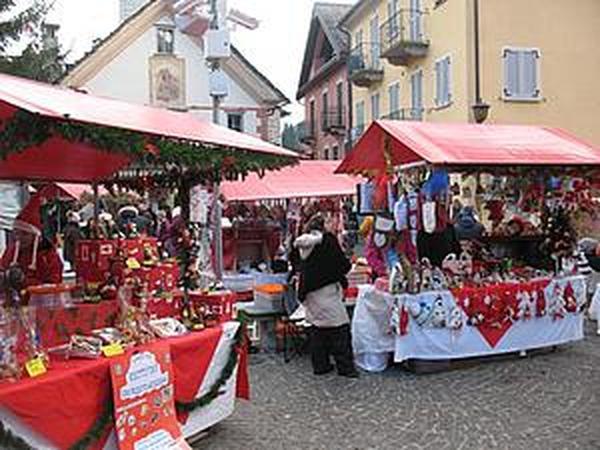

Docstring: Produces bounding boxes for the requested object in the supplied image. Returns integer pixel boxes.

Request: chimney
[120,0,149,22]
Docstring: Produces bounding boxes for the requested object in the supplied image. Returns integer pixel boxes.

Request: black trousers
[309,324,355,375]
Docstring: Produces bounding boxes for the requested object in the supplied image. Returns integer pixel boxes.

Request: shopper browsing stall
[294,214,358,378]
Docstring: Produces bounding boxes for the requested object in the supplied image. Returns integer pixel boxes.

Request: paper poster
[110,345,190,450]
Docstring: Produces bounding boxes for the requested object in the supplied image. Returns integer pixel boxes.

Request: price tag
[25,357,47,378]
[126,258,141,270]
[102,343,125,358]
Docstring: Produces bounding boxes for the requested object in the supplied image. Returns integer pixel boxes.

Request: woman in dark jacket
[293,214,358,377]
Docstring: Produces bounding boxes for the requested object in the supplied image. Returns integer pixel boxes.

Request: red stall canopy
[221,161,360,201]
[336,120,600,175]
[0,73,296,183]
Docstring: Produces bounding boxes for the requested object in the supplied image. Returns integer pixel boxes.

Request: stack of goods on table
[0,233,238,382]
[354,166,595,357]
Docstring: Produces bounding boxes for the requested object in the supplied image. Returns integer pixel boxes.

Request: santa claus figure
[0,194,63,288]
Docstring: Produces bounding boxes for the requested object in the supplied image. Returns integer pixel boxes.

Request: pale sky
[51,0,356,124]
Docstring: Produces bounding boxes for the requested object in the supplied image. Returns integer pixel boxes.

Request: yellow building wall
[480,0,600,145]
[346,0,472,129]
[419,0,471,123]
[346,1,402,125]
[348,0,600,145]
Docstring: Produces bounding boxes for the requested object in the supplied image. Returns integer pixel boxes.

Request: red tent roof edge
[336,120,600,175]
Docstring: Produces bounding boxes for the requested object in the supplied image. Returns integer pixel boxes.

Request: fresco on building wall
[149,55,186,108]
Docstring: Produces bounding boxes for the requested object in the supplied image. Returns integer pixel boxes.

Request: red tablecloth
[0,325,249,450]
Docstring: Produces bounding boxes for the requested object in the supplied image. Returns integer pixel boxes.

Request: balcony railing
[321,109,346,133]
[298,121,316,144]
[380,9,429,66]
[348,42,384,88]
[382,108,424,121]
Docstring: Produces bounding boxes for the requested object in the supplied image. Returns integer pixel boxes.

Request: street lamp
[471,0,490,124]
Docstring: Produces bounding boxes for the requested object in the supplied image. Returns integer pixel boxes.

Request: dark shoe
[314,365,334,376]
[338,369,360,378]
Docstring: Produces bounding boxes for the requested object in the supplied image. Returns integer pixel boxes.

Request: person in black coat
[293,214,358,377]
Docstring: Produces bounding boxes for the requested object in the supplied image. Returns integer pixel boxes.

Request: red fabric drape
[0,326,242,449]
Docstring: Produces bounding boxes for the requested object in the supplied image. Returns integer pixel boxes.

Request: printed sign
[110,345,190,450]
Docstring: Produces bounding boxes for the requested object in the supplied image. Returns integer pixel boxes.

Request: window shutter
[437,58,450,106]
[504,49,519,98]
[435,60,441,105]
[445,57,451,103]
[522,50,539,98]
[441,59,447,104]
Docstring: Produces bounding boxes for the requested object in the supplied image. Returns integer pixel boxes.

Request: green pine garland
[66,320,246,450]
[176,319,246,412]
[0,421,36,450]
[0,110,295,184]
[0,110,146,159]
[69,397,115,450]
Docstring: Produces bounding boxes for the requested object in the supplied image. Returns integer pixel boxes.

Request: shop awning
[221,161,360,201]
[336,120,600,175]
[0,73,297,183]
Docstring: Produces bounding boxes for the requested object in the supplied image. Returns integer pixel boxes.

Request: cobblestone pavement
[195,324,600,450]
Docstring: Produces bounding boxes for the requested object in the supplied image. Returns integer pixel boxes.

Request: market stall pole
[336,121,600,372]
[0,73,297,449]
[209,0,225,281]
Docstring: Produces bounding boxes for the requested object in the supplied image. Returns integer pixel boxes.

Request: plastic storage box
[253,284,285,312]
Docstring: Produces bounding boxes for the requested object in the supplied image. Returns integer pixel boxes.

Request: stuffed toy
[533,289,546,317]
[458,251,474,277]
[428,296,447,328]
[563,282,578,313]
[516,291,534,321]
[389,262,406,295]
[407,265,421,294]
[420,258,433,292]
[548,284,567,320]
[410,301,432,326]
[431,267,447,291]
[442,253,460,276]
[448,306,464,330]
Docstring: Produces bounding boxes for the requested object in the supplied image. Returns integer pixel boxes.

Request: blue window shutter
[435,61,441,105]
[445,57,451,103]
[504,49,519,98]
[522,50,539,98]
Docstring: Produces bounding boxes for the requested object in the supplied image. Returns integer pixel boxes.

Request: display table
[0,322,249,449]
[352,276,586,372]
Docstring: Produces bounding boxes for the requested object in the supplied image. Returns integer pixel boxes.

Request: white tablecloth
[352,277,586,372]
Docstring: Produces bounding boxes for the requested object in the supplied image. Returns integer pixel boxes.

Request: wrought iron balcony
[348,42,384,88]
[380,9,429,66]
[298,121,316,144]
[382,108,424,121]
[321,109,346,134]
